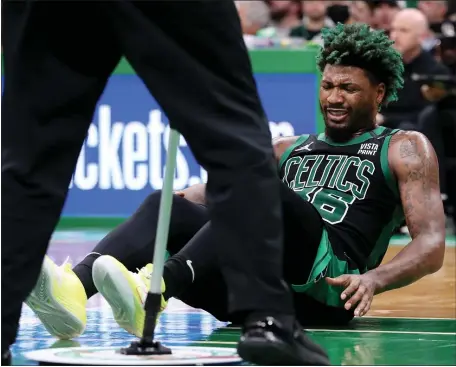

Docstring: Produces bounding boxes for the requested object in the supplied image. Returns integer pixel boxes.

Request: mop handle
[149,128,180,294]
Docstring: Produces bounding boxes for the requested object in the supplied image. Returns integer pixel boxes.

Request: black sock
[72,252,101,299]
[163,255,194,300]
[163,222,217,300]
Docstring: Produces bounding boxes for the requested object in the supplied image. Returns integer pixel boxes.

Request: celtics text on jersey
[278,126,404,271]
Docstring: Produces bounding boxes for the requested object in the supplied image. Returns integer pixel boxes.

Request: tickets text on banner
[63,73,318,216]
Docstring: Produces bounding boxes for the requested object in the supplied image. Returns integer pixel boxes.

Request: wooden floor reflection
[370,246,455,318]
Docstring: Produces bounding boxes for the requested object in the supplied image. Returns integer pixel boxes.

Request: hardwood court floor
[12,231,456,365]
[370,246,456,319]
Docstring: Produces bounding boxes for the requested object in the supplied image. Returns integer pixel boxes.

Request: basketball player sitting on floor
[26,23,446,340]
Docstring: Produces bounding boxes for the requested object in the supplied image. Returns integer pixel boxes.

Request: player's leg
[86,195,210,338]
[165,222,246,325]
[161,183,352,326]
[27,193,209,338]
[91,183,345,332]
[74,193,209,298]
[89,184,353,335]
[92,221,219,336]
[279,183,356,325]
[174,267,234,324]
[94,182,352,332]
[280,183,325,284]
[1,1,121,356]
[173,183,356,327]
[93,219,235,334]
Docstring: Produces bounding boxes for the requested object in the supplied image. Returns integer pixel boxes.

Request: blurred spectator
[448,0,456,21]
[385,8,456,222]
[415,12,456,226]
[235,1,270,36]
[417,85,456,228]
[289,1,335,44]
[418,1,449,35]
[256,1,302,38]
[418,1,456,74]
[378,8,449,130]
[437,22,456,74]
[348,1,375,26]
[371,0,401,34]
[326,1,351,24]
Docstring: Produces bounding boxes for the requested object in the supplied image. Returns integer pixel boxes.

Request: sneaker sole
[26,258,84,340]
[237,337,331,366]
[92,256,143,337]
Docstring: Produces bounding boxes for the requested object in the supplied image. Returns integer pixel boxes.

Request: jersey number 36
[304,187,356,225]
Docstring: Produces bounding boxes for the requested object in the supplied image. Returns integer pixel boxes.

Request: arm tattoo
[399,138,418,159]
[392,132,440,238]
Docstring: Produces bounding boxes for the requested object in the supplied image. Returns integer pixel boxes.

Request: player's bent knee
[142,190,198,211]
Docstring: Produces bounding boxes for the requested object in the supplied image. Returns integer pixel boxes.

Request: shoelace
[54,256,72,287]
[135,266,166,312]
[136,266,151,280]
[132,266,152,294]
[61,256,72,271]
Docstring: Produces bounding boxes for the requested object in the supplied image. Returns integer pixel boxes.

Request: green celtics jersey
[278,126,404,271]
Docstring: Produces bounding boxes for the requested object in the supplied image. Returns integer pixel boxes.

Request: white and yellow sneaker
[92,255,167,337]
[25,256,87,339]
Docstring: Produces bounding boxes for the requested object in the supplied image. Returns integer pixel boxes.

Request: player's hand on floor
[325,274,377,317]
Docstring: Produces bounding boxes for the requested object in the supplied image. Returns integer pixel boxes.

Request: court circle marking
[25,346,242,365]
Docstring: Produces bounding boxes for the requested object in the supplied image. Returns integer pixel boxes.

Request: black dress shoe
[1,350,11,366]
[237,316,330,365]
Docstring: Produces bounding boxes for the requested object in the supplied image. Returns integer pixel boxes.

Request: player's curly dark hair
[316,23,404,107]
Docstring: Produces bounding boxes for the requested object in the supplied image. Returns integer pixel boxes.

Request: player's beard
[323,104,375,143]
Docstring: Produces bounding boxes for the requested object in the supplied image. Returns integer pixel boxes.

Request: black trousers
[75,185,354,327]
[1,1,292,348]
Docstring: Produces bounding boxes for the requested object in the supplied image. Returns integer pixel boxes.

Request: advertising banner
[63,73,319,216]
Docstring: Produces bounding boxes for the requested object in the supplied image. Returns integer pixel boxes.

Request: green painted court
[13,230,456,365]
